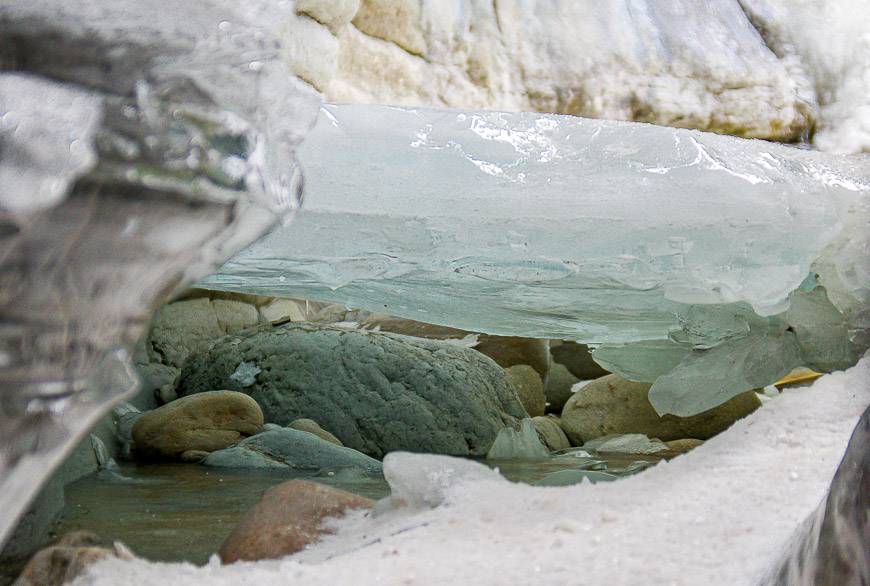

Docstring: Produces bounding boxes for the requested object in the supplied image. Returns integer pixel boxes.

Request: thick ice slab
[202,104,870,413]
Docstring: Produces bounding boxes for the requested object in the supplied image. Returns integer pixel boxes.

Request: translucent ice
[202,104,870,415]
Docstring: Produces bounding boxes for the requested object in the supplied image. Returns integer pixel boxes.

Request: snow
[76,355,870,586]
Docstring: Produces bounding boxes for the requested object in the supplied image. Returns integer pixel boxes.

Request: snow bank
[77,356,870,585]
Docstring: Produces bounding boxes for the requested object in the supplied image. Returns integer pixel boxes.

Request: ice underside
[201,105,870,417]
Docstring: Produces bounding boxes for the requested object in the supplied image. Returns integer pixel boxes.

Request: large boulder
[132,391,264,459]
[219,480,373,564]
[179,324,527,458]
[203,428,381,473]
[560,374,762,444]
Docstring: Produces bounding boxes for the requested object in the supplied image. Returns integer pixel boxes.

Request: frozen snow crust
[75,356,870,586]
[203,104,870,415]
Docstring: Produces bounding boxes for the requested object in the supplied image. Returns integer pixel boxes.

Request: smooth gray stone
[203,428,382,474]
[179,324,527,458]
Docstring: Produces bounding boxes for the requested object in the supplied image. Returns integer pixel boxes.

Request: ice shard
[201,104,870,415]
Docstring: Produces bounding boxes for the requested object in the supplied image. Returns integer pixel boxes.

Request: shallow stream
[53,454,660,565]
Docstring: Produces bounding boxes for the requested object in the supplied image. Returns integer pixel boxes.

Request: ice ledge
[202,104,870,414]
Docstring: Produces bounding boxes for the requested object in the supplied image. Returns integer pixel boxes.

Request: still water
[54,454,661,565]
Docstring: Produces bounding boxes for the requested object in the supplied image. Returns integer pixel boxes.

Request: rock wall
[284,0,826,143]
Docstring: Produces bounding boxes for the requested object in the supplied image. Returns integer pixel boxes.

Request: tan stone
[288,419,343,446]
[664,438,705,456]
[505,365,546,417]
[13,532,134,586]
[531,416,570,451]
[358,315,549,378]
[560,374,761,444]
[219,480,373,564]
[132,391,263,459]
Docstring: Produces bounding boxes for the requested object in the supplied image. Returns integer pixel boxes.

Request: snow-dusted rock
[321,0,813,142]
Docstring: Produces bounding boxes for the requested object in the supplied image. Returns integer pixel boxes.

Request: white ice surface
[76,356,870,586]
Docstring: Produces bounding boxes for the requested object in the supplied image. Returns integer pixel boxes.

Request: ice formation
[202,104,870,415]
[0,0,319,548]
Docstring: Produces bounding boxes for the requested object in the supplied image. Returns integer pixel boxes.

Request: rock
[178,324,527,458]
[504,365,546,417]
[288,419,343,446]
[664,438,705,456]
[296,0,360,31]
[475,337,550,380]
[146,298,225,368]
[203,428,382,473]
[487,419,549,460]
[13,532,134,586]
[582,434,669,455]
[146,297,259,369]
[358,316,550,379]
[534,469,618,487]
[543,362,580,413]
[531,416,571,452]
[133,363,179,410]
[549,341,610,380]
[132,391,264,459]
[210,299,260,335]
[560,374,762,444]
[179,450,210,463]
[325,1,812,142]
[259,299,308,323]
[219,479,373,564]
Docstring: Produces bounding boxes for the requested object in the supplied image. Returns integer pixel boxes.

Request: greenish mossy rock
[203,428,382,474]
[178,324,527,458]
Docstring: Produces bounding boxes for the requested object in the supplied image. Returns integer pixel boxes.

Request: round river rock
[177,324,528,458]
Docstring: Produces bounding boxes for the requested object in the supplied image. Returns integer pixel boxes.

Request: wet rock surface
[132,391,264,459]
[179,324,527,458]
[203,428,382,474]
[219,479,373,564]
[560,374,762,444]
